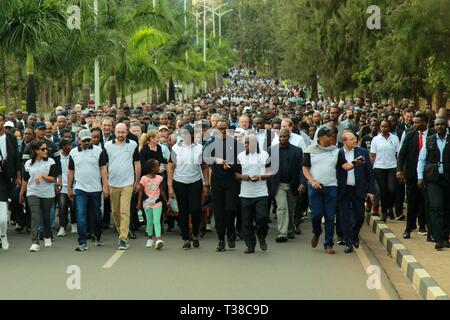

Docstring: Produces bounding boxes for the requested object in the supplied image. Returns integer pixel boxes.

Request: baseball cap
[243,106,252,114]
[35,121,46,130]
[158,125,169,131]
[4,121,14,128]
[317,126,334,138]
[58,138,72,149]
[78,129,92,141]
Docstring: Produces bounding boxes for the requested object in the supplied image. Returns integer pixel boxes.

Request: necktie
[418,131,423,153]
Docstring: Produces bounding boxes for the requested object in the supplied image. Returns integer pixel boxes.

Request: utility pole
[217,9,233,45]
[94,0,100,109]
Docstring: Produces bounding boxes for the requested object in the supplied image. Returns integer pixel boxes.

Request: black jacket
[0,132,21,181]
[269,143,304,196]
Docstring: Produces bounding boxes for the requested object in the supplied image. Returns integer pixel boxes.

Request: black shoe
[435,242,444,250]
[128,231,137,239]
[193,239,200,248]
[287,232,295,239]
[227,239,236,249]
[396,214,406,221]
[353,239,360,249]
[337,237,345,246]
[244,248,255,254]
[427,235,436,243]
[443,241,450,248]
[183,242,191,250]
[275,236,287,243]
[15,226,24,233]
[259,239,267,251]
[344,246,354,253]
[294,224,301,235]
[216,241,225,252]
[388,209,395,220]
[403,231,411,239]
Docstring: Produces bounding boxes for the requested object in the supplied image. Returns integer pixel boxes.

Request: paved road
[0,220,398,300]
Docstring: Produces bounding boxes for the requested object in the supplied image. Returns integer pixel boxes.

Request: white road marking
[102,250,125,269]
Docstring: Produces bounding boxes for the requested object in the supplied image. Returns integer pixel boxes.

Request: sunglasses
[39,148,48,151]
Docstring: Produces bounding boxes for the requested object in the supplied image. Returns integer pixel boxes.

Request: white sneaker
[71,224,77,234]
[1,236,9,250]
[146,238,154,248]
[206,224,213,231]
[44,238,52,248]
[30,244,40,252]
[57,227,66,237]
[155,239,164,250]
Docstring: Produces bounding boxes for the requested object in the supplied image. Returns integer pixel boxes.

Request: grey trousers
[275,183,297,237]
[28,196,54,244]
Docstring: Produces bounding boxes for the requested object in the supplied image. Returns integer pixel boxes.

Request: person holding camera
[337,131,375,253]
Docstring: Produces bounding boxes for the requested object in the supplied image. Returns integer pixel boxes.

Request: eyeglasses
[39,148,48,151]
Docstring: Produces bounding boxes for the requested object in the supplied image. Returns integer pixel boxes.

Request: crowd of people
[0,66,449,254]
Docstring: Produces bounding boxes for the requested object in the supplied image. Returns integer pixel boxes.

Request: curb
[366,215,449,300]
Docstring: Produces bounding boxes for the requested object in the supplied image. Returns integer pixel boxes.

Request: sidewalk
[381,218,450,296]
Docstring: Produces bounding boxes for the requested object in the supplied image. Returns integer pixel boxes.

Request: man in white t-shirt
[235,134,272,254]
[104,123,141,250]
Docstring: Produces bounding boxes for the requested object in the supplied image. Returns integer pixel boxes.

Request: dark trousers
[173,180,203,241]
[75,190,102,245]
[335,206,343,239]
[427,176,450,243]
[211,174,239,241]
[395,180,405,216]
[102,195,111,227]
[58,193,76,228]
[374,168,396,214]
[241,196,269,249]
[28,196,53,244]
[338,186,365,248]
[129,192,140,231]
[12,187,31,228]
[405,180,428,232]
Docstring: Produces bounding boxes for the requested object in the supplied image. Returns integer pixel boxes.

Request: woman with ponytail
[19,140,58,252]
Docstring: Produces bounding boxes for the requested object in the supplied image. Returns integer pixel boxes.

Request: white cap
[4,121,14,128]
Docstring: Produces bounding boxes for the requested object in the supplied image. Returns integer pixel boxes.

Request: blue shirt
[417,132,448,179]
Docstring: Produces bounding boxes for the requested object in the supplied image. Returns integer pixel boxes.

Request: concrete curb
[366,215,449,300]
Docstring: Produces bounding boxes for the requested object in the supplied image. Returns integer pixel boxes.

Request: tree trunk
[120,79,126,107]
[25,51,37,114]
[310,73,318,100]
[16,65,23,109]
[426,94,433,107]
[82,68,90,108]
[39,79,46,111]
[169,77,175,102]
[151,85,157,104]
[435,83,447,111]
[1,53,10,111]
[66,74,73,105]
[52,79,59,108]
[109,67,117,107]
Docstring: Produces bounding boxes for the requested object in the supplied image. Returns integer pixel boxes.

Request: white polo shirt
[370,133,400,169]
[237,150,269,198]
[104,139,139,188]
[170,142,204,184]
[69,145,106,193]
[23,158,57,198]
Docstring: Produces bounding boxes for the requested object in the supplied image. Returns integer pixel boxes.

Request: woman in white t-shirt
[19,140,58,252]
[370,120,400,222]
[235,134,272,254]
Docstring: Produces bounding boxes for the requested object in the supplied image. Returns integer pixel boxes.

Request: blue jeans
[308,185,337,249]
[75,190,102,245]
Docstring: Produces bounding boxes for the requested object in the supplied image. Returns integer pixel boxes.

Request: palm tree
[0,0,67,113]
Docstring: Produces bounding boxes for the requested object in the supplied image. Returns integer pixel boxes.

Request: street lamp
[200,3,229,39]
[94,0,100,109]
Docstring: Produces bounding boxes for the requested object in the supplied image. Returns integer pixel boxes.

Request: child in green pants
[137,160,167,249]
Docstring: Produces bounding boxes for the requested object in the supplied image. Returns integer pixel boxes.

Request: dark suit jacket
[269,143,305,196]
[397,128,434,181]
[337,147,375,200]
[1,132,21,182]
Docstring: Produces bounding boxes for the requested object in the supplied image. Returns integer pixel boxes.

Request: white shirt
[0,134,7,160]
[60,153,70,194]
[370,133,400,169]
[343,148,355,186]
[104,140,139,188]
[306,149,339,187]
[24,158,56,198]
[272,132,307,151]
[170,142,204,184]
[237,150,269,198]
[69,145,105,192]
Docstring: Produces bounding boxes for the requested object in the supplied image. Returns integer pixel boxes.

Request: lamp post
[217,8,233,45]
[94,0,100,109]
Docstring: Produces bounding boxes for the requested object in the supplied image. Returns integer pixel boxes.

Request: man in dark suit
[337,131,375,253]
[269,128,305,242]
[397,112,431,239]
[0,114,21,250]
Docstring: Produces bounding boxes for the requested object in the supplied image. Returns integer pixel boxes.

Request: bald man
[103,123,141,250]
